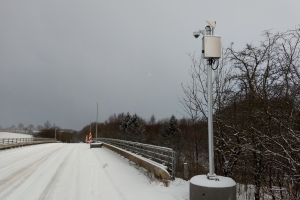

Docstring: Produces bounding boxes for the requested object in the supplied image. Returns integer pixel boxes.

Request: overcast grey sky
[1,0,299,130]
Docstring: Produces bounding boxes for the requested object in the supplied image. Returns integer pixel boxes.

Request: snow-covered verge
[0,132,33,138]
[103,142,171,181]
[236,183,290,200]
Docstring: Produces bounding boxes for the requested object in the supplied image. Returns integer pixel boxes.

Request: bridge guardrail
[98,138,176,179]
[0,138,55,145]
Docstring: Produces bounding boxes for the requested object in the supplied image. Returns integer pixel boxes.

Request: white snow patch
[190,175,236,188]
[104,143,170,175]
[0,132,33,138]
[0,143,189,200]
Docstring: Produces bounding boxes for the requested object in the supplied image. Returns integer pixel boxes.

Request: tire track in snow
[0,144,67,199]
[66,145,81,200]
[87,149,104,200]
[38,145,75,200]
[0,144,61,174]
[88,149,127,200]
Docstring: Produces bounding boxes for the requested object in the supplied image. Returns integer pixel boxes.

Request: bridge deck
[0,143,188,200]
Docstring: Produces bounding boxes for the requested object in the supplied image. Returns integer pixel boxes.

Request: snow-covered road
[0,143,189,200]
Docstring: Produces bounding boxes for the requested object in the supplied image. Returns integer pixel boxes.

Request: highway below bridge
[0,143,188,200]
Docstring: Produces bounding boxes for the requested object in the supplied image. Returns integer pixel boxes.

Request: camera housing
[193,31,200,38]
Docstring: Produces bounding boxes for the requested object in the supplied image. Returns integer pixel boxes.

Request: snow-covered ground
[0,132,33,138]
[0,132,252,199]
[0,143,189,200]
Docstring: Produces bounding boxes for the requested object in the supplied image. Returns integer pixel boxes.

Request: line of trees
[0,123,47,134]
[34,121,78,143]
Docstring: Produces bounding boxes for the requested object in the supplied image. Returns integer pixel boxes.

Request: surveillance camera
[193,31,200,38]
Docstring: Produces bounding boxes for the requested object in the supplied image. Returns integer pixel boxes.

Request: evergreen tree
[159,115,178,147]
[119,112,131,132]
[119,113,145,142]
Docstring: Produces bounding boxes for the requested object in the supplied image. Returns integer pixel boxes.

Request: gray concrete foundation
[90,143,103,148]
[190,175,236,200]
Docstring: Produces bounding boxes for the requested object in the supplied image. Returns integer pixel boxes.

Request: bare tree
[37,125,43,131]
[28,124,34,133]
[44,121,51,129]
[148,114,156,125]
[18,123,24,130]
[220,28,300,199]
[10,125,16,132]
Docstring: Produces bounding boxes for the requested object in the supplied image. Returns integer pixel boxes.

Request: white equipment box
[203,36,221,58]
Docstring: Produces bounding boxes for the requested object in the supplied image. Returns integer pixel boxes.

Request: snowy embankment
[102,142,171,181]
[0,132,55,150]
[0,132,33,138]
[0,143,189,200]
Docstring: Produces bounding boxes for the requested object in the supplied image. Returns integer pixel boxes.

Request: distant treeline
[34,128,78,143]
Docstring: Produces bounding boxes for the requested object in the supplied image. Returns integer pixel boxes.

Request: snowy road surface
[0,143,189,200]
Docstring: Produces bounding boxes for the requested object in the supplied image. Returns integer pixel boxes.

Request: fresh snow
[104,143,169,172]
[0,143,189,200]
[190,175,236,188]
[0,132,33,138]
[0,132,249,199]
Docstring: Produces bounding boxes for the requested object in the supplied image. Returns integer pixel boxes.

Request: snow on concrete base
[190,175,236,188]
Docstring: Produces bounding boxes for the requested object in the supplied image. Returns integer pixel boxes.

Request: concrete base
[90,143,103,148]
[190,175,236,200]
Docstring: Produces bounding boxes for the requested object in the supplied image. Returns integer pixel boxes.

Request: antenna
[206,19,216,28]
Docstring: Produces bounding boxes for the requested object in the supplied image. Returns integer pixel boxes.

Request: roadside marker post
[89,133,92,144]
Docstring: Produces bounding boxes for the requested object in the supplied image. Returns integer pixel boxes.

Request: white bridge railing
[0,138,56,145]
[98,138,176,179]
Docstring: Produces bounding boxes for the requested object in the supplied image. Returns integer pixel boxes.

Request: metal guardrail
[0,138,55,145]
[98,138,176,179]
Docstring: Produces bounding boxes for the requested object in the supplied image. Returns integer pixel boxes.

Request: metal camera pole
[190,19,236,200]
[90,119,91,134]
[204,25,216,180]
[95,103,98,142]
